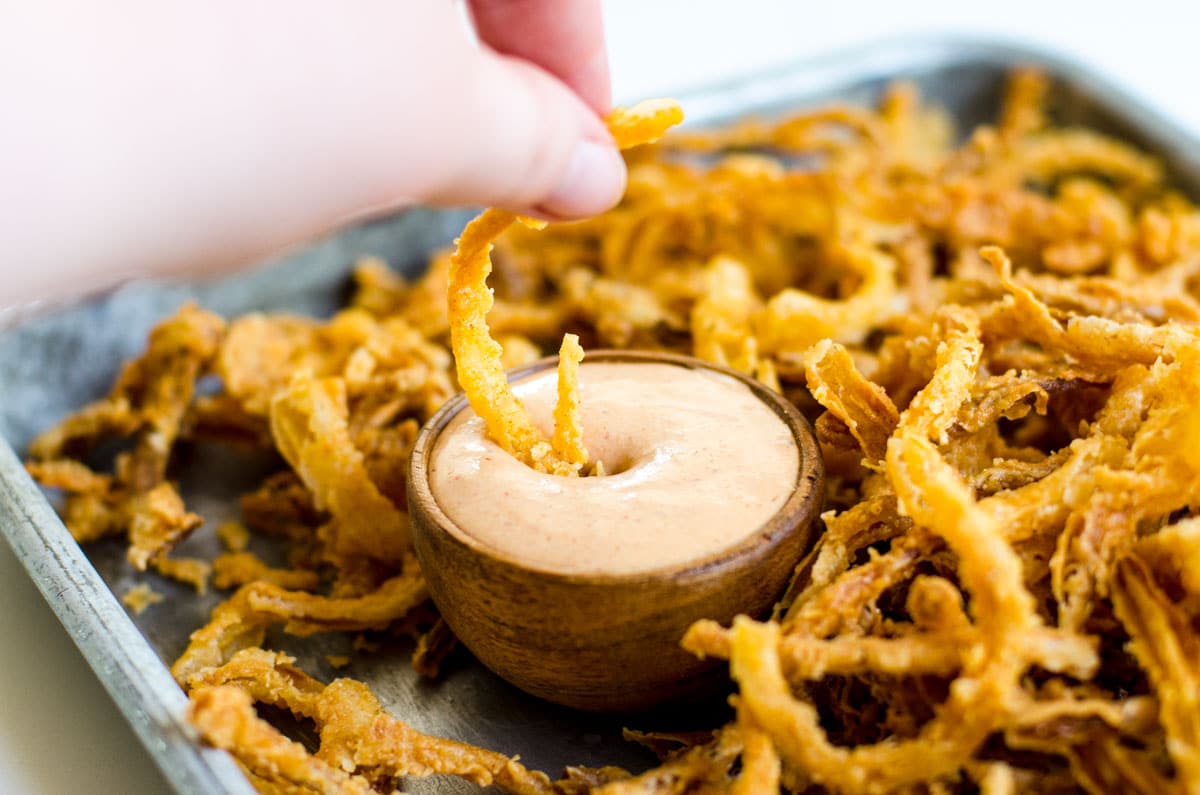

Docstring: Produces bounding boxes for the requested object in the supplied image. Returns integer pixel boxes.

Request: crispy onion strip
[551,333,588,470]
[447,99,683,474]
[900,306,983,442]
[691,255,762,377]
[188,651,555,794]
[983,245,1198,369]
[729,330,1040,790]
[172,569,426,687]
[1112,556,1200,794]
[269,372,409,561]
[686,619,1096,681]
[594,729,742,795]
[731,713,780,795]
[189,685,372,795]
[756,240,898,354]
[803,339,899,464]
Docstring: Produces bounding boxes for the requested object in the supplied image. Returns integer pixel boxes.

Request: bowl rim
[408,349,824,587]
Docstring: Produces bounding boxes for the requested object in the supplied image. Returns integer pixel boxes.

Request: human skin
[0,0,624,308]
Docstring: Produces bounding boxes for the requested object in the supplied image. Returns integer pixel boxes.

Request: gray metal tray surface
[2,36,1198,795]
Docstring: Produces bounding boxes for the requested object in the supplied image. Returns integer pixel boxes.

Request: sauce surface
[430,362,799,575]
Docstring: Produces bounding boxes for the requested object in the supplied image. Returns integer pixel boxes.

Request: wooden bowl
[407,350,823,712]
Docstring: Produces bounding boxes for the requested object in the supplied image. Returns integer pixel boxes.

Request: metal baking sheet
[2,36,1198,795]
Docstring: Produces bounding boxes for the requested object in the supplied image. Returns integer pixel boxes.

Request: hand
[0,1,623,307]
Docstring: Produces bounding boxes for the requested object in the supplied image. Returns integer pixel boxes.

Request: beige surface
[0,539,171,794]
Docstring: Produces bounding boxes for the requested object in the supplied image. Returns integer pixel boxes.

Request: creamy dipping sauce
[430,362,799,576]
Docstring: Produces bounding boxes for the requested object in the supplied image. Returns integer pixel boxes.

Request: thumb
[413,49,627,219]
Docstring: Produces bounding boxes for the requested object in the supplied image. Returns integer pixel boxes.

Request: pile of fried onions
[28,70,1200,793]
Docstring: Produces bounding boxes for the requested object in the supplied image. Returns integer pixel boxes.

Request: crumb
[121,583,165,615]
[352,634,381,654]
[326,655,351,669]
[212,551,321,591]
[153,555,212,595]
[217,520,251,552]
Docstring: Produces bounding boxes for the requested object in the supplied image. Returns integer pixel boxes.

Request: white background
[3,2,1199,792]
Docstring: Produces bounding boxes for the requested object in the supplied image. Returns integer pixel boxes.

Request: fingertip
[527,138,626,220]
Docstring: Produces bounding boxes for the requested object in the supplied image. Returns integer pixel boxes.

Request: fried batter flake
[121,583,164,615]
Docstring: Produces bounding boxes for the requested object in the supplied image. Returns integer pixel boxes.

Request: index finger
[467,0,611,114]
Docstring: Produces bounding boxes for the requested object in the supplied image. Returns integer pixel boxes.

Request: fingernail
[536,140,626,220]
